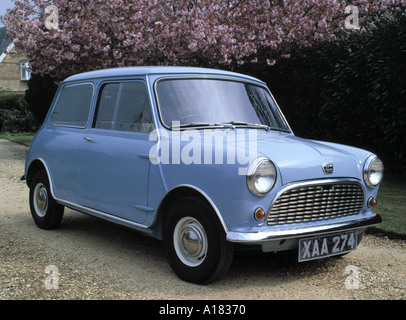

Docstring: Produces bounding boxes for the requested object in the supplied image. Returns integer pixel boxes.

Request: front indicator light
[367,197,377,208]
[254,208,266,221]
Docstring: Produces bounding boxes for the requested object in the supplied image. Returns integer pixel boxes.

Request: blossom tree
[2,0,405,80]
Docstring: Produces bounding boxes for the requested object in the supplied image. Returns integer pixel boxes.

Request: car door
[45,82,94,202]
[75,80,155,224]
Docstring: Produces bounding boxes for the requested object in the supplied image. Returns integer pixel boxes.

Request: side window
[51,83,93,127]
[94,82,153,133]
[94,83,119,129]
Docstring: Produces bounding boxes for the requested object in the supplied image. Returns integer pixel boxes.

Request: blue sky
[0,0,15,27]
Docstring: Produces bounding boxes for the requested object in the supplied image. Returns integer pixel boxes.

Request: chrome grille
[267,182,364,226]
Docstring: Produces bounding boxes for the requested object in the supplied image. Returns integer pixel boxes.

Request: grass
[0,132,404,235]
[374,174,406,236]
[0,132,34,146]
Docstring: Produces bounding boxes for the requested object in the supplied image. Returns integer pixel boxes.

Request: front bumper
[226,214,381,251]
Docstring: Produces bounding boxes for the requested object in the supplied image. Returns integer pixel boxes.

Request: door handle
[84,137,93,142]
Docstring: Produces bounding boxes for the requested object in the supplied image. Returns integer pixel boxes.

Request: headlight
[246,158,277,196]
[363,156,384,188]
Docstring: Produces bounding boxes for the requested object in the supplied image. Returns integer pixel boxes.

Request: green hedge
[0,92,36,133]
[244,11,406,173]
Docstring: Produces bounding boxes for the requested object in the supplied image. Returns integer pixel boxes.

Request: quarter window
[94,82,153,133]
[50,83,93,127]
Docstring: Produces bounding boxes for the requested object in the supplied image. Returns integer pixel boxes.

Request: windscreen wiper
[173,121,277,131]
[217,121,272,131]
[173,122,236,130]
[173,122,211,129]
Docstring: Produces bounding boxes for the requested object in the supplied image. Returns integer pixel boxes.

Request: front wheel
[163,197,234,284]
[29,170,64,229]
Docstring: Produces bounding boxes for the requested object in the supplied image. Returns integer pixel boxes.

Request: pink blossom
[1,0,404,80]
[267,59,276,66]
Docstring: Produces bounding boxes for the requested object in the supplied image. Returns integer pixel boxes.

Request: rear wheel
[163,197,234,284]
[29,170,64,229]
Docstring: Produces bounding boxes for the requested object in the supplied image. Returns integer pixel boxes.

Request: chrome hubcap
[181,226,203,258]
[174,217,207,267]
[34,183,48,217]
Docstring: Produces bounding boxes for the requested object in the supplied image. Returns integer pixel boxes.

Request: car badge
[322,163,334,174]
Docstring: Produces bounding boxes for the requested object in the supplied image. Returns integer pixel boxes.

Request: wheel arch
[26,159,53,193]
[151,185,228,240]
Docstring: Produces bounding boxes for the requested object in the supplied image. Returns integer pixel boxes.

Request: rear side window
[51,83,93,127]
[94,82,153,133]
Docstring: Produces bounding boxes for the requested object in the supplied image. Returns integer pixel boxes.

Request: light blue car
[22,66,383,284]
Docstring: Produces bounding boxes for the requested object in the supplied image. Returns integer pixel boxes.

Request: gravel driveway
[0,138,405,300]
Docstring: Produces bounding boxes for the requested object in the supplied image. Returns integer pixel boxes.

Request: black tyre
[29,170,64,229]
[163,197,234,284]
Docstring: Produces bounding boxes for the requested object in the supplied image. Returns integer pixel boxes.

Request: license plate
[298,231,357,262]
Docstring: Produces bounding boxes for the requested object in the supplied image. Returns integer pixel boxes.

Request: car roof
[63,66,265,84]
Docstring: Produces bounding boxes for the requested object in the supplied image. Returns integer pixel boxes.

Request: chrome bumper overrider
[226,214,382,243]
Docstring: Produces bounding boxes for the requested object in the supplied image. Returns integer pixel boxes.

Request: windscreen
[155,78,290,131]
